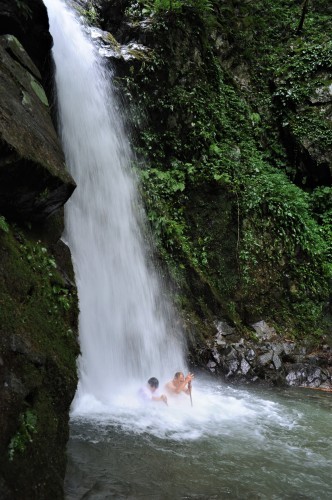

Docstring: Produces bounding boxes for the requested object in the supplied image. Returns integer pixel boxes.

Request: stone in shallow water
[286,371,298,385]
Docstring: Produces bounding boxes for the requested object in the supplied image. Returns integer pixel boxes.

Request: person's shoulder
[138,386,152,401]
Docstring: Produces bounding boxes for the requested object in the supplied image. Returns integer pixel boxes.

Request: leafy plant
[76,1,100,24]
[128,0,217,27]
[8,410,37,461]
[0,215,9,233]
[21,240,75,315]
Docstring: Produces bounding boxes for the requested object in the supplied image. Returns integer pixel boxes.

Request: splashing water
[65,383,332,499]
[44,0,185,409]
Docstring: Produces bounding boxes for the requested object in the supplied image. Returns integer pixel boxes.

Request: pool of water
[65,377,332,499]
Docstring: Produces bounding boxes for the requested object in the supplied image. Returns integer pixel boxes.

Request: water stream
[44,1,332,498]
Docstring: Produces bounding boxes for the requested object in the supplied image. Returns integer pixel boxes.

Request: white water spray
[44,0,185,407]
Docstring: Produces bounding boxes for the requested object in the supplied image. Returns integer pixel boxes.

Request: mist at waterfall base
[44,1,332,498]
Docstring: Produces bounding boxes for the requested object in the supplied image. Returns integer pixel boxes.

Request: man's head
[148,377,159,392]
[173,372,185,386]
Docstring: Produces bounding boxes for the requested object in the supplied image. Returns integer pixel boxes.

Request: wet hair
[174,372,184,379]
[148,377,159,388]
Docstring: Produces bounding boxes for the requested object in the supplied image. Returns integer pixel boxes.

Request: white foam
[70,378,296,442]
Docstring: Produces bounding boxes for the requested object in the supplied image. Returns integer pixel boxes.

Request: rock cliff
[0,1,79,498]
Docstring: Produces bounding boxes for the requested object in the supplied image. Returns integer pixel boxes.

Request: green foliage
[153,0,215,17]
[288,109,332,150]
[121,0,332,333]
[20,240,74,314]
[8,410,37,461]
[152,0,183,13]
[272,38,332,130]
[311,186,332,267]
[311,186,332,215]
[1,227,78,488]
[214,0,332,168]
[237,168,331,329]
[126,0,216,27]
[0,215,9,233]
[76,1,100,24]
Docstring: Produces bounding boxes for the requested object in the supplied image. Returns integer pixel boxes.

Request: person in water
[165,371,194,396]
[138,377,168,404]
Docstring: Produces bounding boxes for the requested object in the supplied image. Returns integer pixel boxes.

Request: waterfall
[44,0,185,406]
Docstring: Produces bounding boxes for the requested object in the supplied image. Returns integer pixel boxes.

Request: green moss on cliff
[0,223,78,497]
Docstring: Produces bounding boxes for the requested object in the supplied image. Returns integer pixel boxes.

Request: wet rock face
[0,34,75,222]
[0,0,52,75]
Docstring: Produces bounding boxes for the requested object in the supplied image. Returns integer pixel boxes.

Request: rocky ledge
[200,320,332,391]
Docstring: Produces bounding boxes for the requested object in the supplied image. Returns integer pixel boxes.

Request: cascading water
[44,0,185,407]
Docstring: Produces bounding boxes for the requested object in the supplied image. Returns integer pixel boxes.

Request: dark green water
[65,380,332,499]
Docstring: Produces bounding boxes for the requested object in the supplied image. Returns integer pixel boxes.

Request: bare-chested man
[165,371,194,396]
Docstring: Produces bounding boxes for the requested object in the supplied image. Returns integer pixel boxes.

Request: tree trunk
[296,0,309,34]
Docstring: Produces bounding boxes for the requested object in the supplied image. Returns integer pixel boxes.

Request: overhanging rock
[0,35,75,222]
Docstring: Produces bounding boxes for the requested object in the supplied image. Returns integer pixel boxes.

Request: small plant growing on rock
[0,216,9,233]
[75,1,100,24]
[8,410,37,461]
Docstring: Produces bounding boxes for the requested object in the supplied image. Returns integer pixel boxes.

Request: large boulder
[0,34,75,222]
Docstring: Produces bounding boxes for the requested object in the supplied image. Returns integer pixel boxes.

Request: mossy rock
[0,227,79,498]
